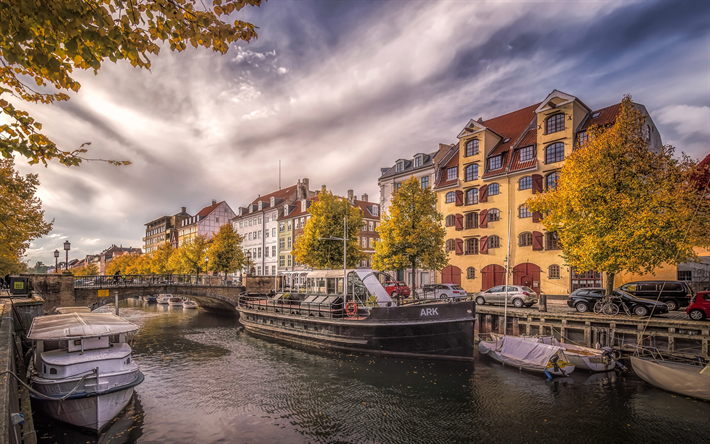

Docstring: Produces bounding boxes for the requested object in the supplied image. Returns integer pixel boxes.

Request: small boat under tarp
[630,356,710,401]
[479,335,575,376]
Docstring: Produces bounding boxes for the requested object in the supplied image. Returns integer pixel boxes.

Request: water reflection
[32,298,710,444]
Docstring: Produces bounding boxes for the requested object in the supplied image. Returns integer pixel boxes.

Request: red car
[384,281,411,298]
[686,291,710,321]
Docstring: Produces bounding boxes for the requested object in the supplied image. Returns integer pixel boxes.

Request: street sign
[98,289,109,297]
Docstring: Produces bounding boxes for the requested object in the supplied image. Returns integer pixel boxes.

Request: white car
[475,285,538,308]
[414,284,468,301]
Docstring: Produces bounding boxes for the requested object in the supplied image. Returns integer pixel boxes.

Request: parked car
[686,291,710,321]
[474,285,538,308]
[384,281,411,298]
[414,284,467,301]
[616,280,694,311]
[566,287,669,316]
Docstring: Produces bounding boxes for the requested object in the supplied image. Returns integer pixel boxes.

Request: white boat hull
[479,339,575,376]
[630,356,710,401]
[37,386,135,431]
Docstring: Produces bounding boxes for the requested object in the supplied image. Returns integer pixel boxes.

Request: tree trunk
[605,271,615,302]
[412,260,417,301]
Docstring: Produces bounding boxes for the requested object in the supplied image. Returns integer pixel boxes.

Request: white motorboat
[630,356,710,401]
[479,335,576,376]
[492,334,615,372]
[183,300,198,309]
[27,313,144,431]
[168,297,183,307]
[157,294,172,304]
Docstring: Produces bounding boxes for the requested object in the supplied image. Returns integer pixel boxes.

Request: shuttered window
[519,176,532,190]
[465,188,478,205]
[446,192,455,203]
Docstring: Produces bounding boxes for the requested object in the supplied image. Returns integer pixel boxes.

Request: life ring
[345,301,358,317]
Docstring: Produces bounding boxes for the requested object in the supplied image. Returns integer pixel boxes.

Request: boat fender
[345,301,358,317]
[544,370,553,380]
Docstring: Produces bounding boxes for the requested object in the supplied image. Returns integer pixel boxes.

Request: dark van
[617,281,694,311]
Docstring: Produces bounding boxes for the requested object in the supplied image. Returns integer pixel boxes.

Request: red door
[481,265,505,291]
[513,263,541,295]
[441,266,462,286]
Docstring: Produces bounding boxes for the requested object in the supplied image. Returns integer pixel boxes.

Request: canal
[34,299,710,444]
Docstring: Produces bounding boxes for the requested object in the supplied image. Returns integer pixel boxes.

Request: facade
[378,144,453,286]
[99,245,142,275]
[232,179,316,276]
[144,207,191,254]
[435,90,662,295]
[177,200,236,247]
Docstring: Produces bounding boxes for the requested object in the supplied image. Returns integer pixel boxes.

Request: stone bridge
[23,273,277,314]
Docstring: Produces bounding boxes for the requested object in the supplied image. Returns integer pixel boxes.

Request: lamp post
[53,250,59,272]
[204,256,209,274]
[318,217,348,301]
[245,251,252,276]
[63,240,71,271]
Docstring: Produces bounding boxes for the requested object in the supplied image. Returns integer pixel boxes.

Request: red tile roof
[508,128,538,173]
[196,201,225,217]
[484,103,540,157]
[354,199,380,220]
[435,147,460,188]
[249,184,298,207]
[482,153,508,178]
[580,103,621,132]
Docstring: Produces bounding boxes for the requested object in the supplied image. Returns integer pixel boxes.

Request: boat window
[346,271,373,303]
[43,364,46,373]
[49,367,57,375]
[74,340,81,346]
[326,278,337,295]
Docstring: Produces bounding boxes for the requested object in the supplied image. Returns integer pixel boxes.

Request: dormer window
[372,206,379,216]
[519,146,534,161]
[447,167,458,180]
[465,139,479,157]
[414,156,422,168]
[545,113,565,134]
[488,156,502,170]
[396,162,403,172]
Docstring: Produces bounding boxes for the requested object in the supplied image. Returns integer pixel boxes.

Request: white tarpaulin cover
[496,336,563,368]
[28,313,139,340]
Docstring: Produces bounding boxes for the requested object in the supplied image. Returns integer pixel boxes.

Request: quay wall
[475,306,709,359]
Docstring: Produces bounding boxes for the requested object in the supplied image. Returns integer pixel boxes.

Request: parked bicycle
[594,298,632,316]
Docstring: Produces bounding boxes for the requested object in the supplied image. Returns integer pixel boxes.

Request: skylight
[592,112,600,118]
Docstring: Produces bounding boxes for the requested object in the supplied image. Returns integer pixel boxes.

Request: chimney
[212,199,217,206]
[477,117,483,123]
[361,193,368,202]
[321,185,327,194]
[347,189,354,203]
[181,206,186,213]
[296,179,303,199]
[302,177,309,191]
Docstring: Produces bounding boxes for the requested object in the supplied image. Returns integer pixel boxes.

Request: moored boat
[183,300,198,309]
[237,269,475,361]
[157,294,172,304]
[479,335,575,376]
[27,313,144,431]
[168,297,183,307]
[144,295,158,303]
[630,355,710,401]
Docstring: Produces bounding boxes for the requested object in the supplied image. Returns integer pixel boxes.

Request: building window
[465,188,478,205]
[445,215,456,227]
[272,246,276,256]
[279,238,285,249]
[488,155,502,170]
[577,131,588,147]
[279,222,285,232]
[369,221,374,231]
[257,247,262,259]
[519,232,532,246]
[465,213,478,229]
[465,238,478,255]
[546,113,565,134]
[545,142,565,164]
[519,205,531,218]
[295,219,299,229]
[287,220,292,230]
[447,167,458,180]
[446,192,456,204]
[677,270,692,281]
[465,164,478,182]
[546,172,560,191]
[272,266,276,275]
[287,237,292,248]
[279,256,285,267]
[489,235,500,249]
[394,182,401,193]
[287,255,292,267]
[467,267,476,279]
[519,146,534,161]
[488,183,499,196]
[369,238,374,248]
[465,139,479,157]
[265,247,269,257]
[549,265,560,279]
[397,162,403,172]
[519,176,532,190]
[488,208,500,222]
[546,232,560,250]
[414,156,422,168]
[272,228,276,237]
[421,176,429,188]
[445,239,455,252]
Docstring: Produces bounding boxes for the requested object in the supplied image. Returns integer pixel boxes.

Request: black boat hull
[238,301,475,361]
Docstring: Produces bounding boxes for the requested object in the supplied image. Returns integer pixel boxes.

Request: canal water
[34,299,709,444]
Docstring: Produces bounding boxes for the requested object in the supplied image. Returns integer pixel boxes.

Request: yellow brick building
[434,90,664,295]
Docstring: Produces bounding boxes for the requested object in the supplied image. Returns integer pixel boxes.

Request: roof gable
[535,89,591,114]
[457,119,488,139]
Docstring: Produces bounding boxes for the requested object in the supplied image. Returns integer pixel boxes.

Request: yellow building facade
[434,90,665,295]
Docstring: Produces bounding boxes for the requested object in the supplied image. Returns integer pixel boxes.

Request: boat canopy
[496,336,565,368]
[302,269,394,305]
[28,313,139,340]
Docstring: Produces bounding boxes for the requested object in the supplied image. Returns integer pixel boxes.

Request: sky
[12,0,710,267]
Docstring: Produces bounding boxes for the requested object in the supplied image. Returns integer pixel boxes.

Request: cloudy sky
[13,0,710,266]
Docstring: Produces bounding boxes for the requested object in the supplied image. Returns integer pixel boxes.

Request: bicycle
[594,298,632,316]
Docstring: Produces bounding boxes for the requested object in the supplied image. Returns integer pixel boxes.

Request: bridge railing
[73,275,242,289]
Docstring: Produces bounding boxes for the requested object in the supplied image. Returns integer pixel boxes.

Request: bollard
[115,291,119,316]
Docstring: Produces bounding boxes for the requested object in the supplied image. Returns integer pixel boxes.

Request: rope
[1,369,96,401]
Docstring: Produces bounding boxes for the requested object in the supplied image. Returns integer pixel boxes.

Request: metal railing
[72,274,242,289]
[237,294,355,319]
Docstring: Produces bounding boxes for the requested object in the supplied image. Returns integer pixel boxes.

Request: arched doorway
[513,263,541,295]
[441,266,462,286]
[481,264,505,291]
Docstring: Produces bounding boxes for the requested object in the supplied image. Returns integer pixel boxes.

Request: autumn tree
[207,224,245,274]
[150,243,175,274]
[105,253,139,275]
[372,176,448,287]
[527,96,710,299]
[169,236,209,274]
[293,190,365,269]
[0,158,53,275]
[73,263,99,276]
[1,0,264,166]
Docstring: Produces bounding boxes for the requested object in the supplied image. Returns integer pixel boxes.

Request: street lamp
[245,251,252,276]
[204,256,209,274]
[63,240,71,271]
[53,250,59,272]
[318,217,348,301]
